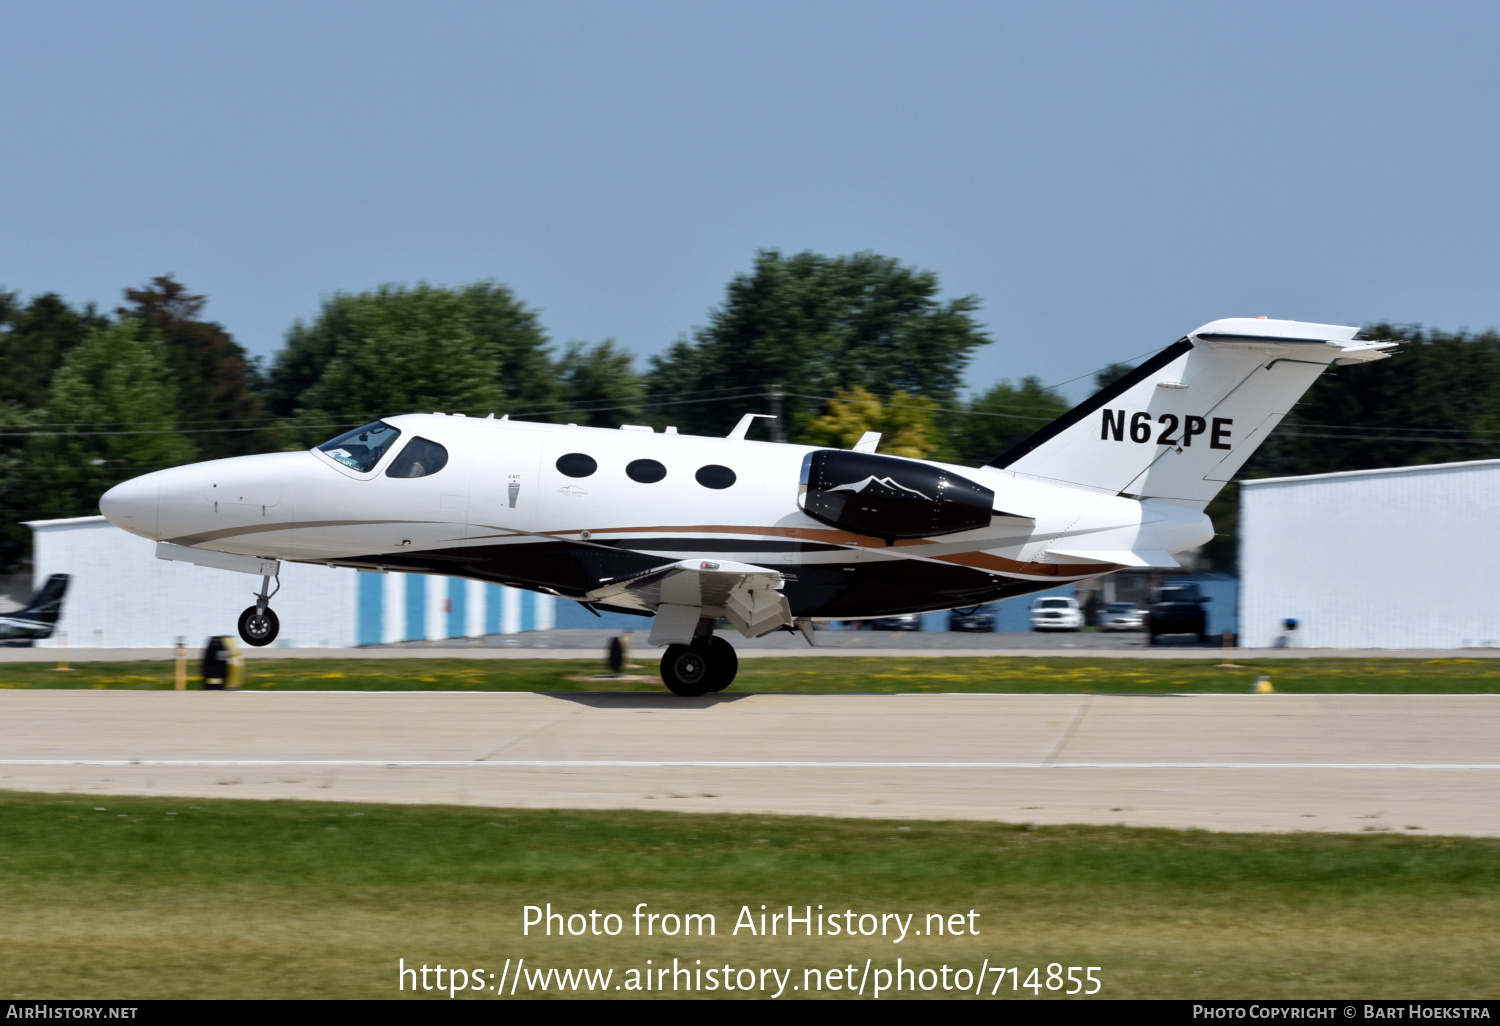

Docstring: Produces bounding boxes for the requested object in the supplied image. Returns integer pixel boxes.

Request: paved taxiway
[3,690,1498,836]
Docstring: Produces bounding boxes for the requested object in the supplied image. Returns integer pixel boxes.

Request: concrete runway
[9,629,1499,661]
[3,690,1498,836]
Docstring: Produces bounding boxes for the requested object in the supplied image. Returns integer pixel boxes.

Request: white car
[1030,596,1084,631]
[1100,601,1146,632]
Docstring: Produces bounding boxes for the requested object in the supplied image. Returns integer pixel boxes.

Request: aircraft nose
[99,473,161,539]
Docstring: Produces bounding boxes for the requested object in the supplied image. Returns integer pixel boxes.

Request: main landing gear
[237,574,281,647]
[659,634,738,697]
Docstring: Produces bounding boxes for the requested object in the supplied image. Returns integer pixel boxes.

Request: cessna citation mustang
[99,318,1396,695]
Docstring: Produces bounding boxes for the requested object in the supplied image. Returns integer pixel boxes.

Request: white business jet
[99,317,1395,695]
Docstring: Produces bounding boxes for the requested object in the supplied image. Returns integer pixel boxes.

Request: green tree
[644,250,989,441]
[289,288,507,442]
[267,283,556,422]
[555,340,644,428]
[0,291,110,409]
[1205,323,1500,572]
[954,376,1071,465]
[17,320,196,527]
[0,401,39,569]
[1249,324,1500,478]
[1092,362,1137,390]
[804,386,941,459]
[0,291,110,568]
[119,276,264,459]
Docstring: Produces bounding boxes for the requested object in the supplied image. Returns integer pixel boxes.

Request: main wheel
[695,636,738,693]
[238,605,280,647]
[660,643,711,696]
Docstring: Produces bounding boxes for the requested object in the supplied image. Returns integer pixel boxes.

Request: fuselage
[100,414,1212,620]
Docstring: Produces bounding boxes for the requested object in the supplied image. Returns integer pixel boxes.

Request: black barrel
[202,636,229,690]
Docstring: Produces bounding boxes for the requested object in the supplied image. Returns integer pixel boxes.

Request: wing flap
[589,558,794,644]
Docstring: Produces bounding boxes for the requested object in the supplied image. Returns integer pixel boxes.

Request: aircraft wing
[587,558,794,646]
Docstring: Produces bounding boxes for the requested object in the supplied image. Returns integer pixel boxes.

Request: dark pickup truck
[1146,583,1211,644]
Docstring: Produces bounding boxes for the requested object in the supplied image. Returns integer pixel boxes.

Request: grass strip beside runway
[1,791,1495,999]
[4,656,1500,693]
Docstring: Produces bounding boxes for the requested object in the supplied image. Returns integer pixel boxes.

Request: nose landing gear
[237,574,281,647]
[659,632,738,697]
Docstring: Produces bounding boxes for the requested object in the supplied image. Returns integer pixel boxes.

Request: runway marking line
[4,760,1500,770]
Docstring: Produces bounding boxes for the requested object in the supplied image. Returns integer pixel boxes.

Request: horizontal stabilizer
[1046,548,1180,568]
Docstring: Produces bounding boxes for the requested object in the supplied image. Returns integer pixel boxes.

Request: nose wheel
[238,605,280,646]
[237,574,281,647]
[660,635,738,696]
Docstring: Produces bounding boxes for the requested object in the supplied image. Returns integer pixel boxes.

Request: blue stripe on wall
[485,584,502,635]
[553,600,647,630]
[405,574,426,641]
[448,577,465,638]
[520,589,535,632]
[357,572,383,646]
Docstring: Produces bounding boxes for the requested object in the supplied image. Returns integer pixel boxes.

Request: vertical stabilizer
[0,572,70,642]
[986,319,1396,506]
[21,573,70,627]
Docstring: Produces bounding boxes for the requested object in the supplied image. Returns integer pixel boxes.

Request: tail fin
[986,318,1396,506]
[19,573,70,631]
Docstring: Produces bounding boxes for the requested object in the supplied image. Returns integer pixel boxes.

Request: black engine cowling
[799,450,996,541]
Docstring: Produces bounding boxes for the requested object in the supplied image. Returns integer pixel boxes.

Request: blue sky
[2,0,1496,400]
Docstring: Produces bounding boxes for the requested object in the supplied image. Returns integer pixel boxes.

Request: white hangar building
[26,516,555,649]
[1239,459,1500,649]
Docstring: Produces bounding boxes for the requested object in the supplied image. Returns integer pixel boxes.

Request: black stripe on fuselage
[590,538,846,553]
[330,540,1066,619]
[985,338,1196,469]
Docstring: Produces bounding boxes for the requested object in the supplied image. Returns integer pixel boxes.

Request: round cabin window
[555,453,597,478]
[625,458,667,483]
[695,464,736,489]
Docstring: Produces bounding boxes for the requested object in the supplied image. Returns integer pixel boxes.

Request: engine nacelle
[798,450,995,541]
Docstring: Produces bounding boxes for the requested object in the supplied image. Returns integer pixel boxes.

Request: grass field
[4,655,1500,693]
[1,791,1495,1000]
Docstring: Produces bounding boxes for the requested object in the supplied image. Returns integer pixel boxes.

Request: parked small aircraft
[100,318,1395,694]
[0,573,71,645]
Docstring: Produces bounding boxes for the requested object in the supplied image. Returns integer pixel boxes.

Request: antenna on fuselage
[727,413,776,440]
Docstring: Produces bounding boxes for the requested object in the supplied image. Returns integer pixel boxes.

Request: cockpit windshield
[318,421,402,473]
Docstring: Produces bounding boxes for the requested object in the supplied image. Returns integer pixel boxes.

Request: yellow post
[174,639,187,691]
[53,631,71,671]
[223,637,243,690]
[1216,630,1241,668]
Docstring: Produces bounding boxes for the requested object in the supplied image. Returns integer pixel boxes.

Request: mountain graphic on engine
[825,475,934,502]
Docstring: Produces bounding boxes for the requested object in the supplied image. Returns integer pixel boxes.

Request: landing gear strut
[237,574,280,647]
[660,627,738,697]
